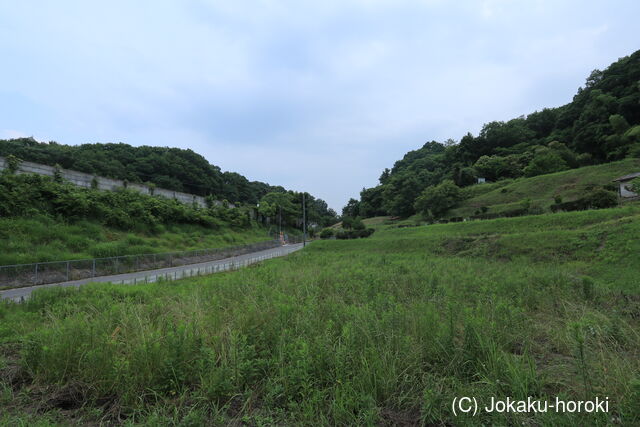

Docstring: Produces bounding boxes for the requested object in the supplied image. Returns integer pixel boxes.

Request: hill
[2,205,638,425]
[0,139,335,223]
[448,157,640,219]
[0,144,337,266]
[345,49,640,219]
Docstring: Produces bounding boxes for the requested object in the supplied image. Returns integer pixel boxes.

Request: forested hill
[1,140,290,206]
[345,49,640,218]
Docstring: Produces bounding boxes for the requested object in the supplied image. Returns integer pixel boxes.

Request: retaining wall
[0,156,233,208]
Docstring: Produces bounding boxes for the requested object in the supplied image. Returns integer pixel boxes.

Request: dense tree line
[257,191,338,229]
[0,140,338,227]
[346,49,640,219]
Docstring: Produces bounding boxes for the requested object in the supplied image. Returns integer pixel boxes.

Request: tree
[257,200,276,218]
[523,147,569,177]
[259,192,298,227]
[5,154,20,174]
[351,217,365,230]
[609,114,630,135]
[342,216,365,230]
[342,198,360,218]
[473,155,522,181]
[547,141,578,167]
[359,186,386,217]
[382,173,425,217]
[341,216,354,229]
[452,164,477,187]
[379,168,391,184]
[414,180,461,218]
[53,164,63,183]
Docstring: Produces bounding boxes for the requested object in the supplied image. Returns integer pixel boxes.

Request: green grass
[0,215,272,265]
[362,216,393,228]
[448,158,640,218]
[331,216,397,230]
[1,206,639,425]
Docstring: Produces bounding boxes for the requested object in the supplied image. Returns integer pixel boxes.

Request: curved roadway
[1,243,304,302]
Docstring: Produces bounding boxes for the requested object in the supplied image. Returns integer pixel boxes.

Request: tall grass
[1,205,639,424]
[0,215,271,265]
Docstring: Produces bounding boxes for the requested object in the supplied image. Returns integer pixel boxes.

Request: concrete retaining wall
[0,156,232,208]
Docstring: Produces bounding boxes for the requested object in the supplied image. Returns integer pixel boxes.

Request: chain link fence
[0,239,287,289]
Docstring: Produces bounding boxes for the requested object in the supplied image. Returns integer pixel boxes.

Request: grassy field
[0,216,274,266]
[448,158,640,218]
[1,205,639,425]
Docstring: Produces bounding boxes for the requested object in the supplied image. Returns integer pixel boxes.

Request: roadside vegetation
[0,172,274,266]
[1,205,638,425]
[0,170,326,266]
[0,216,271,266]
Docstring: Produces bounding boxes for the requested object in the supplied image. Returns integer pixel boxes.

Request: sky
[1,1,638,211]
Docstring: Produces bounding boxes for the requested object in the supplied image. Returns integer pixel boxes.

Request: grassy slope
[0,216,272,265]
[1,206,639,425]
[328,216,393,230]
[448,158,640,218]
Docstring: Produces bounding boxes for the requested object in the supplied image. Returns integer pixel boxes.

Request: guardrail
[107,248,293,286]
[0,239,284,289]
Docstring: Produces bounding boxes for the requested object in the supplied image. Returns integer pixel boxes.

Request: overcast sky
[1,1,638,210]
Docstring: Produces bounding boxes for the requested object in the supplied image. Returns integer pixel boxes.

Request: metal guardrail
[106,248,294,286]
[0,239,285,289]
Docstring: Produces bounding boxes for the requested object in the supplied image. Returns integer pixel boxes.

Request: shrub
[583,188,618,209]
[342,217,353,229]
[551,186,617,212]
[320,228,334,239]
[335,228,375,239]
[0,173,254,233]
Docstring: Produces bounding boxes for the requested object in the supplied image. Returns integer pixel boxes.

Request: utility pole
[302,192,306,247]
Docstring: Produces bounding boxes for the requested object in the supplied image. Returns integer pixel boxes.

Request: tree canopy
[346,49,640,218]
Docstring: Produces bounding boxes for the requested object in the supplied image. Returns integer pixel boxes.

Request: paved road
[1,243,304,302]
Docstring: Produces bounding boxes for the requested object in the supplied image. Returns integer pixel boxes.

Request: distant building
[477,177,486,184]
[612,172,640,198]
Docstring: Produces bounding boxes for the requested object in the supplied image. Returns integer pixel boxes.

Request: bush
[335,228,375,239]
[320,228,334,239]
[352,217,365,230]
[551,186,618,212]
[0,173,253,233]
[584,188,618,209]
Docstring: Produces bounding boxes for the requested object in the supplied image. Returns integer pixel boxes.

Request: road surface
[1,243,304,302]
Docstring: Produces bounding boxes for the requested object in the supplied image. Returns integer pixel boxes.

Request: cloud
[1,0,639,209]
[1,129,29,139]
